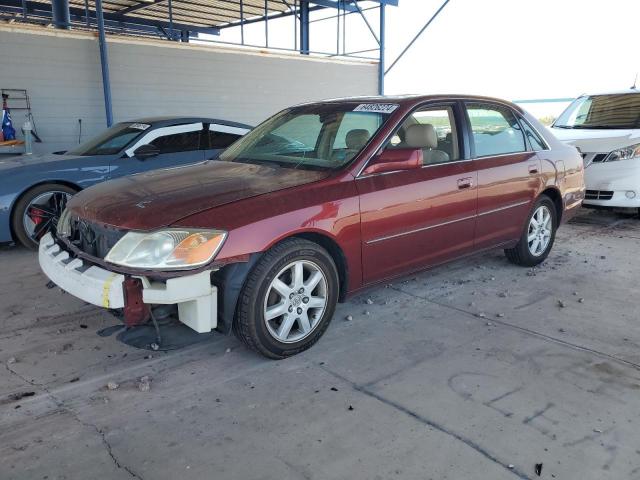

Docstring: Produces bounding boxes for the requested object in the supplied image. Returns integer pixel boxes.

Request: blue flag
[1,108,16,141]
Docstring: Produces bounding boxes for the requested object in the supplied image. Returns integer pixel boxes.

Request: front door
[465,103,541,249]
[357,103,478,284]
[109,123,206,179]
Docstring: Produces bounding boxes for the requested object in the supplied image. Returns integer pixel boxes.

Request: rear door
[357,102,478,284]
[110,123,206,178]
[465,103,541,249]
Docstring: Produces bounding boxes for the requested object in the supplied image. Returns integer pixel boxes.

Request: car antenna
[632,72,638,90]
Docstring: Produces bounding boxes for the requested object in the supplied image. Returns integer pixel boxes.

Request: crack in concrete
[4,361,143,479]
[75,416,143,480]
[321,365,533,480]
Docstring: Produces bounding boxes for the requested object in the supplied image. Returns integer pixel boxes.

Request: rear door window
[466,104,526,157]
[151,130,201,154]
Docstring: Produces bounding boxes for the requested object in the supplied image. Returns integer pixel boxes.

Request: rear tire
[504,195,557,267]
[11,183,76,250]
[234,238,339,359]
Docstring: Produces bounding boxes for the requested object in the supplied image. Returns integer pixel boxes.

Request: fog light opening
[625,191,636,199]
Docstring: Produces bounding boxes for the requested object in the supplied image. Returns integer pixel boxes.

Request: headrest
[405,124,438,149]
[345,129,371,150]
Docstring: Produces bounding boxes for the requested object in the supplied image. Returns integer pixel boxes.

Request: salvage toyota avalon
[39,95,585,358]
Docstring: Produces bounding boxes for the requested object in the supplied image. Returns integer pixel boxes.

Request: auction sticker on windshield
[129,123,151,130]
[353,104,399,114]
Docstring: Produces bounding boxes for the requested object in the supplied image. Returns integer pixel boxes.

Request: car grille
[66,218,126,259]
[585,190,614,200]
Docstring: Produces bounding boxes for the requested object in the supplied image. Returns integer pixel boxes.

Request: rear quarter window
[519,118,549,151]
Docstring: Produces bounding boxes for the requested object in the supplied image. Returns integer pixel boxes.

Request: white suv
[551,89,640,212]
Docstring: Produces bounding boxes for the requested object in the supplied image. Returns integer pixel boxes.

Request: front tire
[234,238,339,359]
[504,195,557,267]
[11,183,76,250]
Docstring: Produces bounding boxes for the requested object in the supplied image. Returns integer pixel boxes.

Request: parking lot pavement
[2,208,640,480]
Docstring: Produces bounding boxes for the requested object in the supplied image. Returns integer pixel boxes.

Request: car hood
[0,153,87,172]
[550,127,640,152]
[68,160,330,230]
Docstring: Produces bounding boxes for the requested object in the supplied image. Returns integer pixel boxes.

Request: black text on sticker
[353,104,399,114]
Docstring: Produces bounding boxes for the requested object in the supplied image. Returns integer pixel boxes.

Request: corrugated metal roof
[68,0,290,28]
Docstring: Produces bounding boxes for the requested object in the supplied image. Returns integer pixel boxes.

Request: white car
[551,89,640,212]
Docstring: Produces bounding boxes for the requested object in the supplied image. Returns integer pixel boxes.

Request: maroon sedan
[39,95,585,358]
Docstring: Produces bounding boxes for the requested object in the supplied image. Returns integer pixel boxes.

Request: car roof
[122,116,252,129]
[297,94,525,112]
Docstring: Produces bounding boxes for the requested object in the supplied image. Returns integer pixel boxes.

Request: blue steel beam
[51,0,69,28]
[349,0,397,4]
[300,0,309,54]
[385,0,449,75]
[95,0,113,127]
[378,2,385,94]
[352,1,378,44]
[307,0,357,13]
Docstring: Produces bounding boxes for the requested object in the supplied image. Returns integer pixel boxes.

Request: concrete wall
[0,25,378,154]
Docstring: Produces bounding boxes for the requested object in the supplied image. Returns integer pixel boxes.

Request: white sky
[216,0,640,117]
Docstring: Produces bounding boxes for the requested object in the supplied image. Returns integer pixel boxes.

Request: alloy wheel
[527,205,552,257]
[263,260,328,343]
[23,191,71,242]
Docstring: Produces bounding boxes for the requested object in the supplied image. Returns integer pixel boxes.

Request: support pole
[51,0,70,29]
[168,0,174,40]
[336,0,339,55]
[378,3,385,95]
[293,0,297,50]
[95,0,113,127]
[299,0,309,55]
[385,0,450,75]
[240,0,244,44]
[83,0,90,27]
[264,0,268,47]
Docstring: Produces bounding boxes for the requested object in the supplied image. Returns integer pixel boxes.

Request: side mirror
[362,148,423,175]
[133,144,160,160]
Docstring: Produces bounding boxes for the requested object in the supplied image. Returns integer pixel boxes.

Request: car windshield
[219,103,395,170]
[554,94,640,129]
[67,122,150,156]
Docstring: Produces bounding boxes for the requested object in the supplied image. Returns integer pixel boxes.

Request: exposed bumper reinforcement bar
[39,233,217,333]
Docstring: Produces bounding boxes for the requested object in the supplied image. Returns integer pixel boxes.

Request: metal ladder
[1,88,42,142]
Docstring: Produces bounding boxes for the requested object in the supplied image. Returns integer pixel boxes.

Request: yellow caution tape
[102,273,118,308]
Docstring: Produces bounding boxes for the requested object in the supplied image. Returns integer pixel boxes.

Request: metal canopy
[85,0,290,29]
[0,0,396,34]
[0,0,399,126]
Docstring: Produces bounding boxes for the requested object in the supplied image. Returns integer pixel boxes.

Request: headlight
[105,229,227,270]
[604,143,640,162]
[57,208,71,237]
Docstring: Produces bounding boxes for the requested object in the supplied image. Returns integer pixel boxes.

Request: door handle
[528,164,539,174]
[457,177,473,189]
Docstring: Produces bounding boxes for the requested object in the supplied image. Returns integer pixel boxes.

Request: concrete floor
[2,208,640,480]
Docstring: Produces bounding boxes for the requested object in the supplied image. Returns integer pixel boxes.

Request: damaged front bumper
[38,233,218,333]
